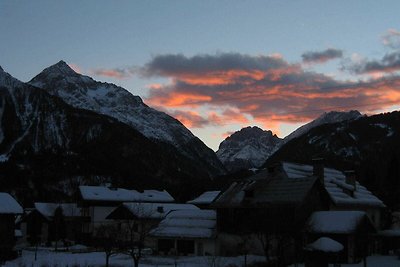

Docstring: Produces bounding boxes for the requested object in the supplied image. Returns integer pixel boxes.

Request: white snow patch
[305,237,344,252]
[0,192,23,214]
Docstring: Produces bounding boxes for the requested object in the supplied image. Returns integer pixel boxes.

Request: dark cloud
[346,51,400,74]
[302,48,343,64]
[141,53,291,77]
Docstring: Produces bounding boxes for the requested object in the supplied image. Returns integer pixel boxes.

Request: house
[212,164,329,260]
[150,209,217,256]
[306,211,375,264]
[281,161,385,229]
[20,203,88,245]
[0,193,23,261]
[78,186,175,240]
[187,191,221,209]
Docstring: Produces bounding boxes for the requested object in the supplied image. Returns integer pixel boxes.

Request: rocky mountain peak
[217,126,282,172]
[44,60,77,76]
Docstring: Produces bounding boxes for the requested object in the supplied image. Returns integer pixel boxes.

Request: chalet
[0,193,23,261]
[20,203,88,245]
[78,186,175,240]
[212,165,328,260]
[151,209,217,256]
[187,191,221,209]
[306,211,375,264]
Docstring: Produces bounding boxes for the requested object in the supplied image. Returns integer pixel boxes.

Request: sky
[1,1,400,150]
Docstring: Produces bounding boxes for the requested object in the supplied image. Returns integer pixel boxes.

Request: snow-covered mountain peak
[29,61,226,176]
[0,66,4,72]
[217,126,282,172]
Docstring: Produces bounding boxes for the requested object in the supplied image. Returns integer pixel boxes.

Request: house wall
[86,206,116,233]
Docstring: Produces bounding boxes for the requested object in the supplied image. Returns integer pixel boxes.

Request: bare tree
[109,203,161,267]
[94,224,122,267]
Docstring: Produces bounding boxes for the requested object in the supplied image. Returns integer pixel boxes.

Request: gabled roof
[213,169,318,207]
[34,203,82,219]
[307,211,375,234]
[79,186,175,203]
[151,210,216,239]
[107,202,198,220]
[282,162,385,208]
[0,193,23,214]
[187,191,221,205]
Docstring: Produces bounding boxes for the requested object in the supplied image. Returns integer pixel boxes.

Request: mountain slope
[217,126,282,172]
[29,61,225,177]
[0,66,215,203]
[283,110,363,143]
[265,111,400,209]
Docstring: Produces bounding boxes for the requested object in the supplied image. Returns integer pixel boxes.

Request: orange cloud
[142,52,400,133]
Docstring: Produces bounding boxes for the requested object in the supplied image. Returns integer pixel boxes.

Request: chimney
[312,158,324,185]
[344,170,357,192]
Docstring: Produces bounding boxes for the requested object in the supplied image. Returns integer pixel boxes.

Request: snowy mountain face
[217,126,282,172]
[283,110,363,143]
[0,66,218,202]
[29,61,225,177]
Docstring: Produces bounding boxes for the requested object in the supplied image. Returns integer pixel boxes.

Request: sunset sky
[1,1,400,150]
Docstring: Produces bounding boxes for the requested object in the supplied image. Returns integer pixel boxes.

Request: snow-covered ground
[4,250,400,267]
[4,250,265,267]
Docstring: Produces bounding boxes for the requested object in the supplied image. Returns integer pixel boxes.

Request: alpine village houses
[2,159,393,266]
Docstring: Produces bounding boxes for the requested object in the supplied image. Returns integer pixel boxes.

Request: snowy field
[4,250,265,267]
[4,250,400,267]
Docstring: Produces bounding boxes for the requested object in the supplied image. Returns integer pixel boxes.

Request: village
[1,160,400,267]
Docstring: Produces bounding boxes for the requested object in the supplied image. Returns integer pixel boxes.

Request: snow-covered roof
[213,174,316,207]
[0,193,23,214]
[79,186,174,203]
[282,162,385,208]
[119,202,199,219]
[187,191,220,205]
[151,210,216,239]
[305,237,344,253]
[307,211,373,234]
[34,203,82,219]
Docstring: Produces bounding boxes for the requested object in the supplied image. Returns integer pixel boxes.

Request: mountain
[0,66,217,203]
[216,126,282,172]
[265,111,400,209]
[29,61,225,177]
[283,110,363,143]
